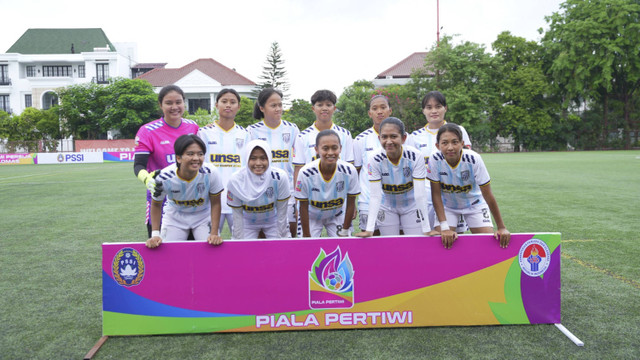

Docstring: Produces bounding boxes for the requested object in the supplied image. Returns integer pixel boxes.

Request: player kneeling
[146,135,224,248]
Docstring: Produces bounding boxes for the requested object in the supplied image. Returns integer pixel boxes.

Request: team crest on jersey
[197,182,205,194]
[403,167,411,178]
[112,248,145,287]
[461,170,470,181]
[266,187,274,198]
[282,133,291,143]
[518,239,551,277]
[336,181,344,192]
[236,138,244,148]
[377,210,385,222]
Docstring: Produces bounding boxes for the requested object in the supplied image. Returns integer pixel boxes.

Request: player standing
[247,88,300,237]
[133,85,199,237]
[198,89,250,236]
[427,123,510,249]
[146,135,223,248]
[295,130,360,237]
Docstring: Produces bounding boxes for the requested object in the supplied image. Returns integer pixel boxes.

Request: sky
[1,0,564,102]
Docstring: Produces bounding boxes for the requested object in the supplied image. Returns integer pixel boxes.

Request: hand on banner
[441,229,458,249]
[146,234,163,248]
[354,231,373,238]
[207,234,223,246]
[495,227,511,248]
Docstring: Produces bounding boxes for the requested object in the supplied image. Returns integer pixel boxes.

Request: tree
[409,36,501,148]
[335,80,376,136]
[103,78,159,138]
[235,97,256,129]
[57,82,109,139]
[542,0,640,149]
[370,85,422,133]
[255,42,290,102]
[282,99,315,130]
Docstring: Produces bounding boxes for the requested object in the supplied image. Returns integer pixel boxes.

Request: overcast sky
[1,0,564,101]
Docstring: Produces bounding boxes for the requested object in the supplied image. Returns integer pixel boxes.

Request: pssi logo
[518,239,551,277]
[112,248,145,287]
[309,246,354,309]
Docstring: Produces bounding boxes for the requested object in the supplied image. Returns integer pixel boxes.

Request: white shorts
[309,216,345,237]
[376,207,424,236]
[437,205,493,230]
[358,211,379,232]
[161,219,211,241]
[242,222,282,239]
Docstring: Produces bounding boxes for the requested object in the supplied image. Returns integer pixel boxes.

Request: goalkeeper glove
[137,169,159,193]
[153,171,164,198]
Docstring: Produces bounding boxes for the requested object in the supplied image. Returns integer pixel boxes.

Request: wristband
[337,228,350,237]
[439,221,450,231]
[151,230,161,238]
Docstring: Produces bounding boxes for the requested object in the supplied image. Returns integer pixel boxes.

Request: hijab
[227,139,273,203]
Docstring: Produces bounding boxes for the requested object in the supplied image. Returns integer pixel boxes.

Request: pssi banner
[102,233,561,336]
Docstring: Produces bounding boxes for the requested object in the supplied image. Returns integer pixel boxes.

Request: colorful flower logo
[309,246,354,309]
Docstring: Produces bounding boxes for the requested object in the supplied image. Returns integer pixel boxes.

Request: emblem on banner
[309,246,354,309]
[518,239,551,277]
[112,248,145,287]
[57,154,64,162]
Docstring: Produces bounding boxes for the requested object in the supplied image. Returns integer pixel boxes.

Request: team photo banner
[102,233,561,336]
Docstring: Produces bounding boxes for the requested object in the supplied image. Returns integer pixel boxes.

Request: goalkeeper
[133,85,199,237]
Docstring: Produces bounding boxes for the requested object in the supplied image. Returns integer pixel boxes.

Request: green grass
[1,151,639,359]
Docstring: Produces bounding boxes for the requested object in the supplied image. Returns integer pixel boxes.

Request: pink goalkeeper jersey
[134,118,200,172]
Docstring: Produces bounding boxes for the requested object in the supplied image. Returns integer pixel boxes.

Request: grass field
[1,151,639,359]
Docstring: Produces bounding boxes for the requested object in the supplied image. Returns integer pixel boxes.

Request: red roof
[136,58,256,86]
[131,63,167,69]
[376,52,433,79]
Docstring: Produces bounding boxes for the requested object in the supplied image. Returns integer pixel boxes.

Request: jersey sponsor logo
[112,248,145,287]
[171,190,180,193]
[210,154,241,163]
[243,202,274,213]
[272,149,290,159]
[336,181,344,192]
[307,144,315,148]
[310,197,344,210]
[309,246,354,309]
[440,171,448,176]
[208,141,217,145]
[166,154,176,164]
[461,170,470,181]
[161,140,171,145]
[365,147,374,151]
[382,182,414,194]
[440,183,472,194]
[311,187,321,192]
[518,239,551,277]
[381,172,389,176]
[173,198,205,207]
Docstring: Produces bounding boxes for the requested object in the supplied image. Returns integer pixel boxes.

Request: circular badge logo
[112,247,145,287]
[57,154,64,162]
[518,239,551,277]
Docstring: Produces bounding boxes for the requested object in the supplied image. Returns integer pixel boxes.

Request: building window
[42,65,72,77]
[0,95,9,113]
[25,94,32,108]
[0,65,9,85]
[188,99,211,115]
[96,63,109,84]
[26,66,36,77]
[78,65,85,78]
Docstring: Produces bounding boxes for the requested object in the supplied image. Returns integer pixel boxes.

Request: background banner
[37,152,103,164]
[103,151,134,162]
[102,233,561,336]
[0,153,35,165]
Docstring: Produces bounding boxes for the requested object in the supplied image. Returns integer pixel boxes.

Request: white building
[0,28,136,115]
[372,52,432,87]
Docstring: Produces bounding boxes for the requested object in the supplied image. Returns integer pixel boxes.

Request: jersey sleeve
[353,138,363,169]
[460,126,472,148]
[426,151,441,183]
[341,134,354,164]
[208,167,224,196]
[367,153,382,182]
[473,153,491,186]
[412,150,427,180]
[294,170,310,201]
[293,134,306,165]
[277,170,291,201]
[347,164,361,196]
[134,126,153,155]
[227,189,242,208]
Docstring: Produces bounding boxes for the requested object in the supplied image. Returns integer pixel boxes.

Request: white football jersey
[293,123,354,166]
[295,159,360,221]
[353,127,382,212]
[153,163,224,228]
[247,120,300,187]
[426,148,490,210]
[198,122,251,214]
[227,168,291,225]
[367,145,427,214]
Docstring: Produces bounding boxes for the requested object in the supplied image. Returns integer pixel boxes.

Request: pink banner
[102,233,561,335]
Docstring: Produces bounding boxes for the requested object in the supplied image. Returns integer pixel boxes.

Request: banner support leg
[84,336,109,359]
[554,323,584,346]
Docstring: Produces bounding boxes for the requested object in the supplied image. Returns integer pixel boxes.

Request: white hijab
[227,139,273,203]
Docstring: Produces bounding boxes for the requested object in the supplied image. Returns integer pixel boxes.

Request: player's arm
[480,183,510,248]
[207,193,223,245]
[413,178,432,234]
[355,180,381,237]
[298,200,311,238]
[134,153,158,192]
[431,181,457,249]
[146,200,163,248]
[340,196,357,236]
[276,198,290,238]
[231,206,244,240]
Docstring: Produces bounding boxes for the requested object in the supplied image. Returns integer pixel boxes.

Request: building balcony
[0,77,11,85]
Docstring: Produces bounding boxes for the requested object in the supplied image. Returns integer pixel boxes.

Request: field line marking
[0,172,54,180]
[562,252,640,290]
[562,239,595,243]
